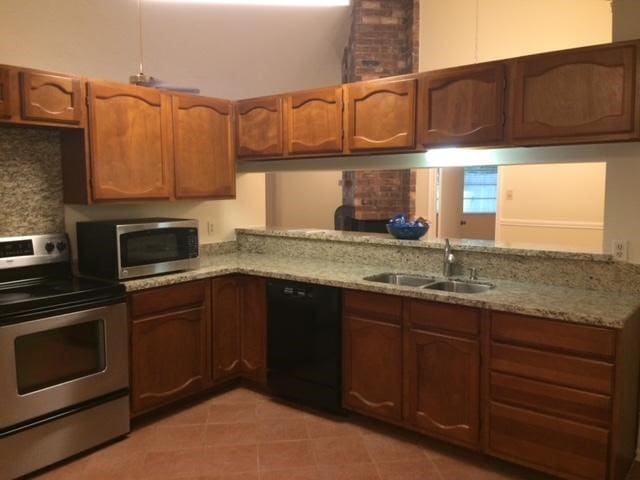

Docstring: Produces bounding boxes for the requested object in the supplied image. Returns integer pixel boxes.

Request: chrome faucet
[443,238,455,277]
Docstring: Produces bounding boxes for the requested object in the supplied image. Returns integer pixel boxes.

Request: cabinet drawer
[489,402,609,480]
[130,280,208,318]
[343,290,402,324]
[491,343,614,395]
[492,311,616,359]
[491,372,611,427]
[405,299,480,336]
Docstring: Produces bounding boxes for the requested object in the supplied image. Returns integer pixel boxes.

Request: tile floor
[29,387,556,480]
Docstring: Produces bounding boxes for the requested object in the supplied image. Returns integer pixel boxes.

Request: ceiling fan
[129,0,201,94]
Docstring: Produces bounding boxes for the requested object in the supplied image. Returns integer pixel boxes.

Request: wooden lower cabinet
[211,276,243,382]
[344,291,639,480]
[130,276,268,416]
[130,280,211,416]
[489,401,609,480]
[239,276,267,383]
[211,275,268,384]
[343,315,403,421]
[404,328,480,447]
[403,299,481,447]
[127,283,638,480]
[487,310,638,480]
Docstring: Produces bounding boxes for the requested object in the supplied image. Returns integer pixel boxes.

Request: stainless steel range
[0,234,130,480]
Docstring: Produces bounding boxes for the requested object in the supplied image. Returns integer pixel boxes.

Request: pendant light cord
[138,0,145,75]
[474,0,479,63]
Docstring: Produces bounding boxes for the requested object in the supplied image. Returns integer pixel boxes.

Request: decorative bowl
[386,222,429,240]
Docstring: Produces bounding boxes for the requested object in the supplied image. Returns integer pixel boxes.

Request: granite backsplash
[0,128,64,236]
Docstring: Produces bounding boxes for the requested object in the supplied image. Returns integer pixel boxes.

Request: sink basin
[363,273,436,287]
[423,280,494,294]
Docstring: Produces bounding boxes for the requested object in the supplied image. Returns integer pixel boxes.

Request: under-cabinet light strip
[146,0,349,6]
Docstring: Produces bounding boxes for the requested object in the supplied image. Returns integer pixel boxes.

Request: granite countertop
[122,252,640,329]
[236,228,614,262]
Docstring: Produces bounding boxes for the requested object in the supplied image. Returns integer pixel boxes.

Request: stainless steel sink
[363,273,436,288]
[363,273,493,294]
[423,280,494,294]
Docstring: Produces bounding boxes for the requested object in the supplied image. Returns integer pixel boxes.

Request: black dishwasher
[267,279,342,413]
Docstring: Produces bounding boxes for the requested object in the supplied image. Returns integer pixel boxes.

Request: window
[463,166,497,214]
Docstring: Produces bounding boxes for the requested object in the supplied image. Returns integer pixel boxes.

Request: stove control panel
[0,234,70,269]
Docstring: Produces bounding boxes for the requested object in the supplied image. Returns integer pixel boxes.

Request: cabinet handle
[349,391,395,409]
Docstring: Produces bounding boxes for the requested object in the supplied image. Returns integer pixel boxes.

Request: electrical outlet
[612,240,628,261]
[207,221,215,235]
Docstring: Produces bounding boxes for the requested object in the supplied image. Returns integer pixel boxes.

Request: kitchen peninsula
[122,228,640,480]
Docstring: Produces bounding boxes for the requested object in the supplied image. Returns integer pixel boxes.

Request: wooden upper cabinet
[211,276,242,382]
[510,42,639,144]
[287,87,343,155]
[173,95,235,199]
[87,81,173,201]
[0,67,11,119]
[345,77,417,152]
[418,64,506,147]
[404,329,480,447]
[236,96,283,158]
[19,71,82,125]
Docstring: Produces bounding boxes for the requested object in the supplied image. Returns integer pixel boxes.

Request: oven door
[0,303,128,429]
[117,222,198,279]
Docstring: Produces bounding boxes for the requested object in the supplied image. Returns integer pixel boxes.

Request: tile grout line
[423,449,447,480]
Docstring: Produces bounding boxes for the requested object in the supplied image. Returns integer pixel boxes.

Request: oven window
[121,228,196,267]
[14,320,106,395]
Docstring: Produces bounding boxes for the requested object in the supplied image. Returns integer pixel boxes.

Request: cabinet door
[212,276,242,382]
[287,87,343,155]
[418,64,505,147]
[173,95,235,199]
[345,78,416,152]
[131,306,210,415]
[404,329,480,446]
[20,71,82,125]
[0,67,11,119]
[511,43,639,144]
[88,81,173,201]
[236,96,283,158]
[240,276,267,383]
[343,315,402,421]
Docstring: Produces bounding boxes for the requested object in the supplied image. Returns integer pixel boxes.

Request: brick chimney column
[341,0,419,221]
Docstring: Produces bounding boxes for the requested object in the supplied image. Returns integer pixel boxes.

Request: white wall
[267,171,343,229]
[497,163,606,251]
[0,0,350,243]
[607,1,640,263]
[419,0,612,71]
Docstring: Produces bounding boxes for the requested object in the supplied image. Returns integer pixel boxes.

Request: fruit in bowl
[386,215,430,240]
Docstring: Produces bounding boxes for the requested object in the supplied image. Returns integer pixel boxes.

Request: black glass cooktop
[0,275,125,323]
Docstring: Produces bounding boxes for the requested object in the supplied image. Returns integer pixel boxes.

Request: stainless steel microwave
[77,218,199,280]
